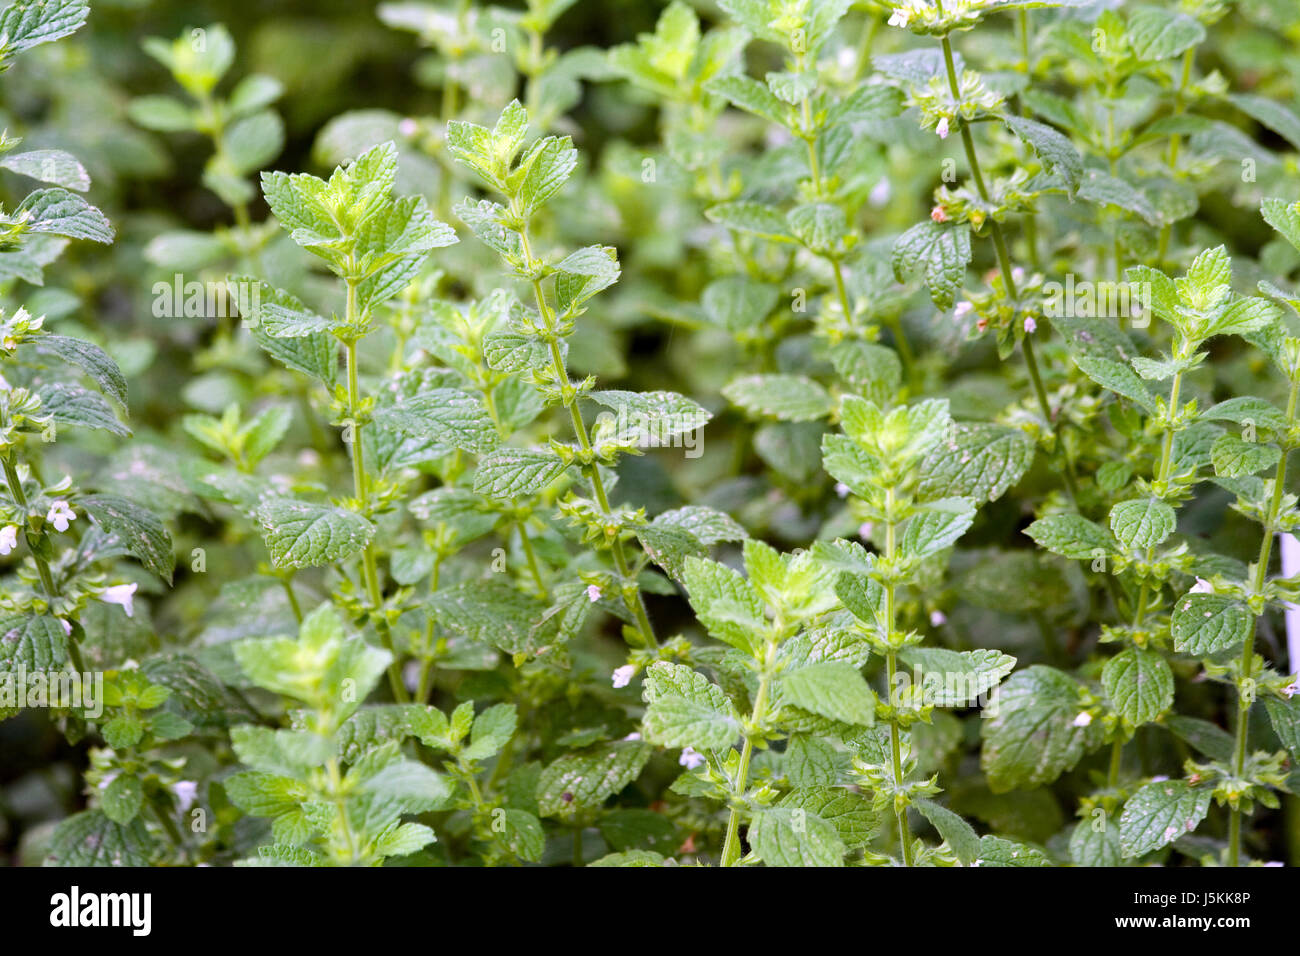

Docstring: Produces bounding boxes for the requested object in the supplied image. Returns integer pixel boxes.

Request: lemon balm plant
[7,0,1300,869]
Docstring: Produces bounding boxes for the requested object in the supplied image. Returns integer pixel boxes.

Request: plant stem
[1,454,58,600]
[938,35,1080,505]
[1156,49,1196,267]
[720,639,774,867]
[1107,736,1123,789]
[1228,375,1299,865]
[343,290,408,703]
[883,487,913,866]
[516,224,658,649]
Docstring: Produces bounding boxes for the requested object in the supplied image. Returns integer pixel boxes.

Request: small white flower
[858,522,874,541]
[1024,317,1037,334]
[1284,681,1299,699]
[1150,775,1169,783]
[679,746,705,770]
[0,524,17,555]
[887,8,911,28]
[612,664,635,689]
[953,301,973,321]
[403,659,421,692]
[837,47,855,70]
[869,179,892,207]
[834,482,850,498]
[930,610,947,627]
[1072,711,1093,727]
[622,731,642,741]
[1012,266,1026,284]
[398,117,419,137]
[99,582,137,618]
[46,500,74,532]
[935,117,950,139]
[173,780,198,812]
[586,584,602,602]
[58,619,72,635]
[1190,577,1213,594]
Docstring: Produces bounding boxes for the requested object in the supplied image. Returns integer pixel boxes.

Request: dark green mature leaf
[79,494,175,583]
[891,221,971,309]
[536,740,652,818]
[981,666,1101,791]
[35,335,128,408]
[256,499,374,569]
[1119,781,1211,857]
[1171,593,1252,656]
[1102,648,1173,726]
[1004,115,1082,191]
[917,424,1033,503]
[45,810,157,867]
[748,807,844,867]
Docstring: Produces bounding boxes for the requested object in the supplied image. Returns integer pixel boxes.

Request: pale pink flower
[99,582,137,618]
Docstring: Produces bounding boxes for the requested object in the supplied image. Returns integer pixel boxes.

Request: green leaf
[891,221,971,310]
[976,835,1052,867]
[780,662,875,727]
[1263,695,1300,761]
[1210,434,1280,478]
[35,335,128,408]
[1073,353,1157,411]
[706,73,790,128]
[101,774,145,825]
[46,810,156,867]
[1108,497,1176,551]
[0,149,89,191]
[0,613,68,671]
[590,389,711,445]
[1171,593,1252,656]
[915,798,980,865]
[1119,780,1211,857]
[513,135,577,216]
[1069,820,1122,867]
[784,735,839,787]
[1023,514,1115,560]
[18,187,113,243]
[1229,93,1300,153]
[777,787,880,847]
[1262,198,1300,253]
[501,808,545,862]
[256,499,375,569]
[1125,8,1205,62]
[78,494,175,583]
[361,760,451,812]
[681,556,766,655]
[897,647,1016,706]
[1078,170,1160,226]
[748,807,845,867]
[981,666,1101,791]
[372,389,498,454]
[917,424,1033,503]
[1165,715,1236,762]
[38,382,129,436]
[1102,648,1174,726]
[536,740,652,818]
[472,447,568,498]
[722,374,833,422]
[643,695,739,751]
[704,201,796,242]
[1004,115,1082,191]
[0,0,88,55]
[830,341,900,405]
[899,500,976,559]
